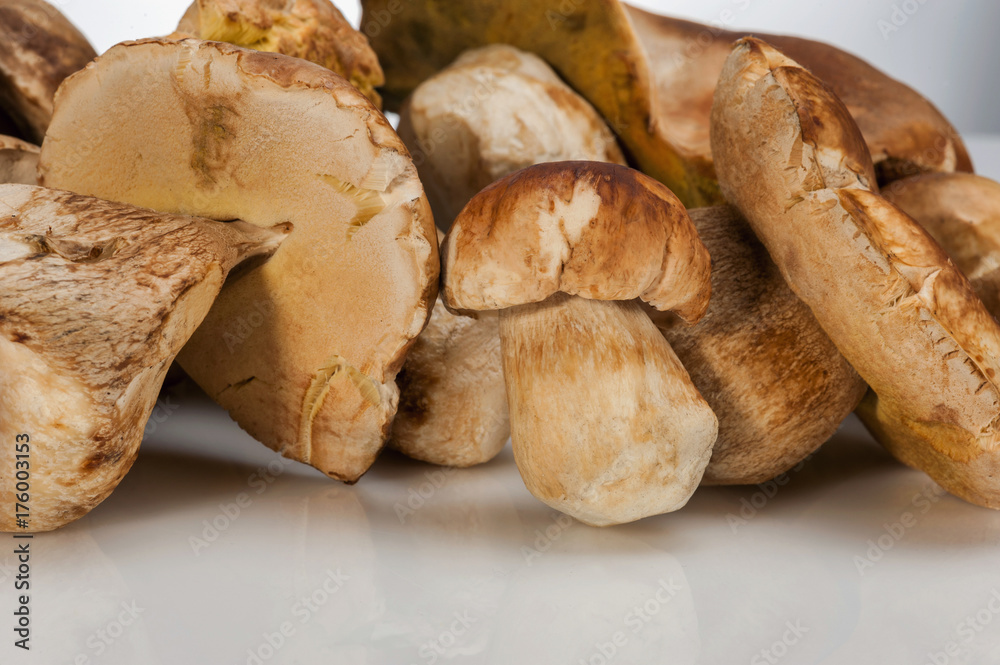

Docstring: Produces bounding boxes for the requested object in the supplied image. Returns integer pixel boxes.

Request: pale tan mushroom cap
[39,39,438,482]
[179,0,385,108]
[0,184,284,532]
[0,134,39,185]
[0,0,96,143]
[443,162,711,322]
[398,45,626,227]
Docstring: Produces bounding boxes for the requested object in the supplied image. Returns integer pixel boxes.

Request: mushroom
[0,135,39,185]
[390,45,626,468]
[0,0,96,143]
[175,0,385,108]
[0,184,286,532]
[442,161,718,526]
[711,38,1000,509]
[649,207,867,485]
[883,173,1000,316]
[627,5,972,187]
[398,44,626,228]
[39,39,439,483]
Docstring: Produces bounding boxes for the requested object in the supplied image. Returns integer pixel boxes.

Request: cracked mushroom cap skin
[883,173,1000,317]
[444,162,718,526]
[0,135,39,185]
[39,39,439,483]
[177,0,385,108]
[360,0,722,208]
[0,0,96,144]
[627,5,972,188]
[398,45,626,229]
[711,38,1000,509]
[650,207,867,486]
[0,185,285,532]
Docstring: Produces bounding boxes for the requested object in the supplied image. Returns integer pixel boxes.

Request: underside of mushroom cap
[442,161,711,322]
[39,38,438,482]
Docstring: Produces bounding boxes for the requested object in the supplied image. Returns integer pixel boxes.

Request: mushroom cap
[0,0,96,143]
[178,0,385,108]
[627,5,972,186]
[360,0,719,207]
[712,38,1000,508]
[442,161,711,322]
[0,184,284,532]
[39,39,438,482]
[398,44,626,228]
[0,134,39,185]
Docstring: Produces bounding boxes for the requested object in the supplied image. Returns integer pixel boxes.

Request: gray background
[61,0,1000,134]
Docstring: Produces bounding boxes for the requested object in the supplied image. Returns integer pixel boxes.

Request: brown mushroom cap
[883,173,1000,315]
[177,0,385,108]
[651,207,867,485]
[0,134,39,185]
[443,161,711,321]
[628,5,971,187]
[712,38,1000,509]
[39,39,438,483]
[0,0,96,143]
[0,184,284,532]
[398,44,626,229]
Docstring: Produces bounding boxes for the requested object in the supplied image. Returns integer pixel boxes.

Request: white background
[60,0,1000,134]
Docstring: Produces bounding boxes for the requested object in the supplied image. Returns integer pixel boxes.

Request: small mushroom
[627,5,972,187]
[176,0,385,108]
[40,39,439,483]
[398,44,626,228]
[390,45,626,468]
[0,184,286,532]
[650,207,867,485]
[883,173,1000,316]
[443,161,717,526]
[712,38,1000,509]
[0,0,96,143]
[0,135,39,185]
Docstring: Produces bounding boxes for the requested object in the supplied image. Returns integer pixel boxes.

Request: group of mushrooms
[1,0,999,531]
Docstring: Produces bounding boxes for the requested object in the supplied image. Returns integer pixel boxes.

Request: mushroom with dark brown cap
[443,161,718,526]
[175,0,385,108]
[0,184,286,532]
[0,0,96,143]
[711,37,1000,509]
[883,173,1000,317]
[39,39,439,483]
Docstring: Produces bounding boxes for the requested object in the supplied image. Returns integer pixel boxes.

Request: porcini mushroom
[627,5,972,187]
[0,0,96,143]
[883,173,1000,316]
[0,135,39,185]
[176,0,385,108]
[711,38,1000,509]
[443,161,718,525]
[0,184,286,532]
[40,39,439,482]
[398,44,626,227]
[391,45,626,468]
[650,207,867,485]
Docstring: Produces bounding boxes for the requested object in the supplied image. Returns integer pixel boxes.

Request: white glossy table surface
[5,137,1000,665]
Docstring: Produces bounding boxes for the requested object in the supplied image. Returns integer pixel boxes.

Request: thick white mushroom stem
[500,293,718,527]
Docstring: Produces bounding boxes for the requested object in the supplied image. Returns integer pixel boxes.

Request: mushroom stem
[499,293,717,526]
